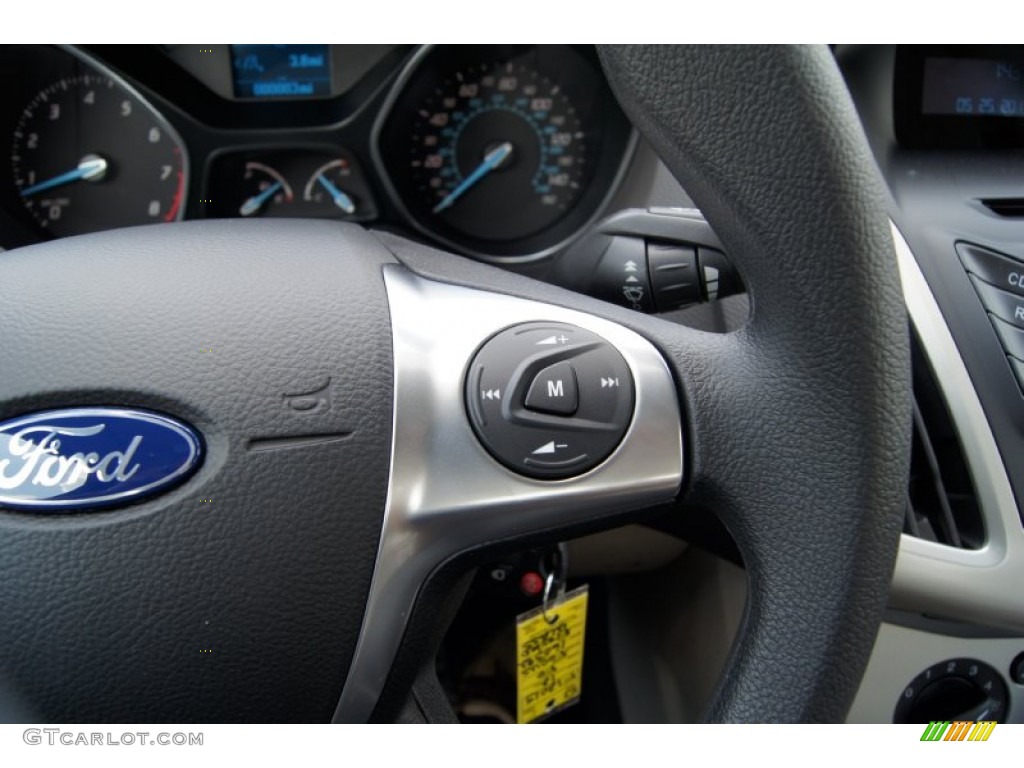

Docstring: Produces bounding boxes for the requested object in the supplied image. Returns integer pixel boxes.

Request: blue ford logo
[0,408,202,512]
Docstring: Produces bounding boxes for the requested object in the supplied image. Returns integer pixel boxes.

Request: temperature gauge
[237,162,293,217]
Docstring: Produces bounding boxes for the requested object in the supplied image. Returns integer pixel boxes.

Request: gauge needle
[315,174,356,214]
[432,141,513,214]
[239,181,283,217]
[19,155,108,198]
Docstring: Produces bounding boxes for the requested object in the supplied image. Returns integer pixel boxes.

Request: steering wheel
[0,45,909,723]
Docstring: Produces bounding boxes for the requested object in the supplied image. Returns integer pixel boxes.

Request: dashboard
[834,44,1024,725]
[0,44,634,262]
[3,43,1024,725]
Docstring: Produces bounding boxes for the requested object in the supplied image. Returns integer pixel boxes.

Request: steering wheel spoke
[334,264,683,721]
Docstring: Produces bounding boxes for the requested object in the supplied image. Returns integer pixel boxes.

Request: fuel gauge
[303,159,357,216]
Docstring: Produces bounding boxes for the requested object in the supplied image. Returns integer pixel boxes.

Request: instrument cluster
[0,44,635,262]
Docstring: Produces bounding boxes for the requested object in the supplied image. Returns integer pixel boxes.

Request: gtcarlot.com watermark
[23,729,203,747]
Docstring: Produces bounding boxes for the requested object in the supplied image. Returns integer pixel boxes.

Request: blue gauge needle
[239,181,283,217]
[20,155,108,198]
[432,141,513,214]
[315,173,356,214]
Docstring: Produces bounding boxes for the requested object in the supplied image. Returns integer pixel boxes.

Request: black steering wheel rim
[598,44,910,721]
[0,44,909,723]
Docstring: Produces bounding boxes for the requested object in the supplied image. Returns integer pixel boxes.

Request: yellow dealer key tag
[515,584,589,724]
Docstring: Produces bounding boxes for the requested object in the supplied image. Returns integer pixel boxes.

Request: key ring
[541,570,559,625]
[539,543,569,625]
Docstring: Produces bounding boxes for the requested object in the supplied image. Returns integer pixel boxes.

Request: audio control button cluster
[465,322,635,480]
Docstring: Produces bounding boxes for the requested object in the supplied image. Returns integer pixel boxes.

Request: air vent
[904,332,985,549]
[980,198,1024,217]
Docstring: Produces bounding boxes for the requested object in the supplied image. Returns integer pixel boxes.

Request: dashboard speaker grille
[904,331,985,549]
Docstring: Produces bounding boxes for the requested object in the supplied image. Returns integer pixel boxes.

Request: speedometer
[375,45,634,261]
[408,62,587,241]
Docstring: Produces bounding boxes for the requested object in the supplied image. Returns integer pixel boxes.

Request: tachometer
[11,66,187,238]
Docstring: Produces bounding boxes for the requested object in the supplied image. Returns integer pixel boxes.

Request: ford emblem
[0,407,203,511]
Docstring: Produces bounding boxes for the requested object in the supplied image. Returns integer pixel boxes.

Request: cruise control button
[525,361,578,416]
[958,242,1024,297]
[970,275,1024,329]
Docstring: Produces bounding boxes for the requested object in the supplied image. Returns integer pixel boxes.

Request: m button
[524,361,578,416]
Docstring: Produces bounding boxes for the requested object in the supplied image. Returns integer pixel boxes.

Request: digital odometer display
[231,45,331,99]
[922,57,1024,117]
